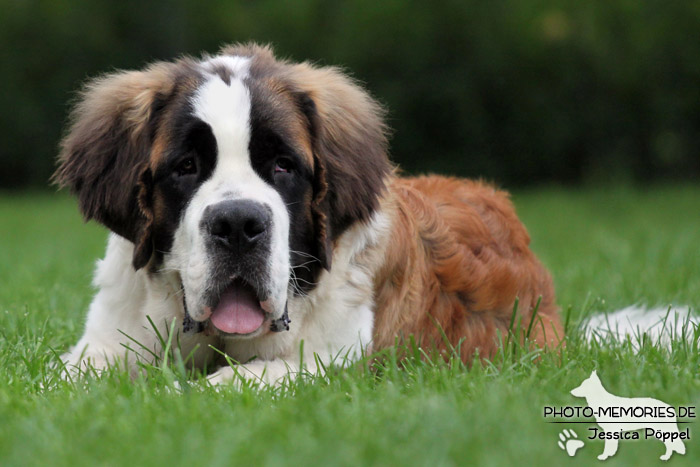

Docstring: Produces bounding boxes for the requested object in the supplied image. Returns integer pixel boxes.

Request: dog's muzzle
[182,199,289,336]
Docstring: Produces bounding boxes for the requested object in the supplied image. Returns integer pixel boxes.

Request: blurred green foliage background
[2,0,699,189]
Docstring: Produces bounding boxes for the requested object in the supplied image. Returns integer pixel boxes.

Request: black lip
[269,302,291,332]
[182,290,205,334]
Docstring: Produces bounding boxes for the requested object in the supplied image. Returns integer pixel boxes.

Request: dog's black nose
[204,200,271,252]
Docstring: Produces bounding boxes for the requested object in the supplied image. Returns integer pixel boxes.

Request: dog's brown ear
[291,65,392,270]
[54,63,176,269]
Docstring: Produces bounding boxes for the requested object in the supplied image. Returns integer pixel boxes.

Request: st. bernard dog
[56,44,562,385]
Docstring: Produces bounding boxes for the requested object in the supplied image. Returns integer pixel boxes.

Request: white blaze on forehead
[169,55,291,324]
[203,55,250,76]
[192,57,252,171]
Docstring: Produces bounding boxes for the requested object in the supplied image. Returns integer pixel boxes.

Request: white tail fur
[583,305,699,348]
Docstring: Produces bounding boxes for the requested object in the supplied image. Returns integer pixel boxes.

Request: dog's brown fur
[373,176,562,360]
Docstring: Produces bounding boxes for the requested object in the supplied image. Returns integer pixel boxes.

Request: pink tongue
[210,283,265,334]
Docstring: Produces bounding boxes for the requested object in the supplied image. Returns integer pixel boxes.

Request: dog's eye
[175,157,197,176]
[274,158,293,174]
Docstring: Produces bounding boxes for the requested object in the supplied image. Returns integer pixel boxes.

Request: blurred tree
[1,0,699,189]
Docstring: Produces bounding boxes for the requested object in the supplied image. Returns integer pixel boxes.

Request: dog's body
[57,44,562,385]
[571,371,686,461]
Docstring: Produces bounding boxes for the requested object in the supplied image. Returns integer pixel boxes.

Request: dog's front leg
[60,235,215,379]
[60,236,161,378]
[206,358,315,388]
[598,436,619,460]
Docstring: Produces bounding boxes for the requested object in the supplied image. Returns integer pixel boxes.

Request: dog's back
[372,176,562,360]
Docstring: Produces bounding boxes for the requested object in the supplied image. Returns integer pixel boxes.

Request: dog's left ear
[291,64,392,270]
[54,63,176,269]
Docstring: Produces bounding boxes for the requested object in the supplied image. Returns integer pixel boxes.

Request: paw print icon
[558,429,584,457]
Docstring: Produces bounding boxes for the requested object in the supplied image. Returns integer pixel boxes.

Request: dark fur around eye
[175,157,197,176]
[274,157,295,174]
[167,119,217,179]
[186,120,217,160]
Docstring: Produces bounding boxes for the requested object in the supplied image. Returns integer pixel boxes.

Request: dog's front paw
[206,366,237,387]
[59,352,108,379]
[206,361,276,389]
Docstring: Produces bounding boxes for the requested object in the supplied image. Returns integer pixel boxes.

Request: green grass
[1,187,698,466]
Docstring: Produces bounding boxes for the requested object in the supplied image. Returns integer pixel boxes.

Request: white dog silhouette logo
[570,370,686,461]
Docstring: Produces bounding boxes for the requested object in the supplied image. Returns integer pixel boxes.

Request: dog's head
[54,44,391,338]
[570,370,602,398]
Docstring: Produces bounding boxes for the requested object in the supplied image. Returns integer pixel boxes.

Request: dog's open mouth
[208,279,266,335]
